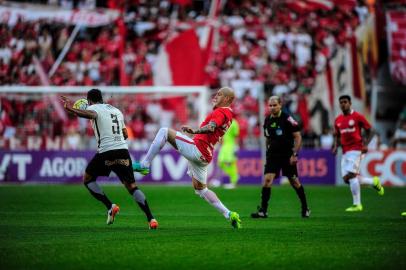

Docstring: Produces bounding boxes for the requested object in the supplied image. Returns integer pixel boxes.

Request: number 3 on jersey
[111,114,120,134]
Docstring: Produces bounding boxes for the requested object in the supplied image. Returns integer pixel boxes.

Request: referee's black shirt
[263,111,301,157]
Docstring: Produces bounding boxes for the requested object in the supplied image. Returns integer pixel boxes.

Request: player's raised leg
[358,175,384,195]
[133,127,178,175]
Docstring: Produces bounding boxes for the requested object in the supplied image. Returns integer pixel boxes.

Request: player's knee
[158,127,168,138]
[348,172,356,178]
[289,177,301,188]
[83,173,95,184]
[263,177,273,187]
[195,187,208,198]
[343,173,355,184]
[126,182,138,195]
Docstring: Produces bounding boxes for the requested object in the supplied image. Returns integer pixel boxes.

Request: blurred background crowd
[0,0,405,151]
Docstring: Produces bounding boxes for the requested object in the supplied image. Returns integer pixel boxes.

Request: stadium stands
[0,0,387,150]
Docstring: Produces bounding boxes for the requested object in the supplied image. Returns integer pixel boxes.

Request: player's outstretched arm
[60,95,97,119]
[181,121,217,134]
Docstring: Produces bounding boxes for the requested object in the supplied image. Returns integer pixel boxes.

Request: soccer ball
[73,98,88,110]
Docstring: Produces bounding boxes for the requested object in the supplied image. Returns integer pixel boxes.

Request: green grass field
[0,184,405,270]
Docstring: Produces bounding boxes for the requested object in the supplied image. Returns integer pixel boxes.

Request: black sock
[293,185,308,210]
[261,187,271,212]
[84,182,112,210]
[132,187,154,221]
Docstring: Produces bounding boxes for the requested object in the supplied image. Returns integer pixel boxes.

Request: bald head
[213,87,235,108]
[219,87,235,105]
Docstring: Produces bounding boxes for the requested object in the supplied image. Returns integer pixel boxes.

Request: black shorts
[264,156,298,180]
[85,149,135,184]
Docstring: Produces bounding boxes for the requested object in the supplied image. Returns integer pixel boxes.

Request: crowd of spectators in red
[0,0,371,150]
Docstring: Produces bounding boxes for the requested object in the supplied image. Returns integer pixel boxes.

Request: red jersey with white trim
[334,110,371,153]
[194,107,233,163]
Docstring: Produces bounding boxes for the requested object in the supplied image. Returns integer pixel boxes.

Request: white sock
[141,127,168,168]
[358,176,374,185]
[196,188,230,219]
[349,178,361,205]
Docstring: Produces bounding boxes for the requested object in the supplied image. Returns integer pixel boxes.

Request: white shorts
[341,150,362,176]
[175,132,209,184]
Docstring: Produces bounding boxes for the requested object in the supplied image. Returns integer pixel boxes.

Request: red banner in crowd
[386,10,406,85]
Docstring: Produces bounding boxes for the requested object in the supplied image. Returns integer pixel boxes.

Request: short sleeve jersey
[87,103,128,153]
[194,107,233,163]
[263,111,300,157]
[334,110,371,153]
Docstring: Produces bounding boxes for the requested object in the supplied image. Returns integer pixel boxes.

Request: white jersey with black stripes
[86,103,128,153]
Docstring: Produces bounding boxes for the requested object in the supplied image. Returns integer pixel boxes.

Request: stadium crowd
[1,0,397,151]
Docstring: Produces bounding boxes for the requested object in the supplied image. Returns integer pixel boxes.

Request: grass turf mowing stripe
[0,185,405,270]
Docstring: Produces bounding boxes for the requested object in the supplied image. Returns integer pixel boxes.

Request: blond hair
[268,95,282,104]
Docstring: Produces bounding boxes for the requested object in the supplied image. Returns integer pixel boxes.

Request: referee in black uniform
[251,96,310,218]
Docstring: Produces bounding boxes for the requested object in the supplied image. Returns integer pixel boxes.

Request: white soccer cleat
[107,204,120,225]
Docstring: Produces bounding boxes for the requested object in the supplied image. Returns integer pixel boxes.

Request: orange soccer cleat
[149,219,159,230]
[107,204,120,225]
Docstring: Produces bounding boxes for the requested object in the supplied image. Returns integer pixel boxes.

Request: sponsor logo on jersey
[349,119,355,126]
[340,127,356,134]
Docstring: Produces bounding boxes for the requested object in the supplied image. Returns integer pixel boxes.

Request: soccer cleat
[132,161,150,175]
[345,204,363,212]
[229,212,241,229]
[251,206,268,218]
[401,212,406,217]
[107,204,120,225]
[149,219,158,230]
[302,208,311,218]
[373,176,384,196]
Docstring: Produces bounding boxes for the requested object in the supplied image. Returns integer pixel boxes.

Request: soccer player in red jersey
[133,87,241,228]
[332,95,384,212]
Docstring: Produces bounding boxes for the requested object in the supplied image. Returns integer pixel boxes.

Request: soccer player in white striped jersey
[61,89,158,229]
